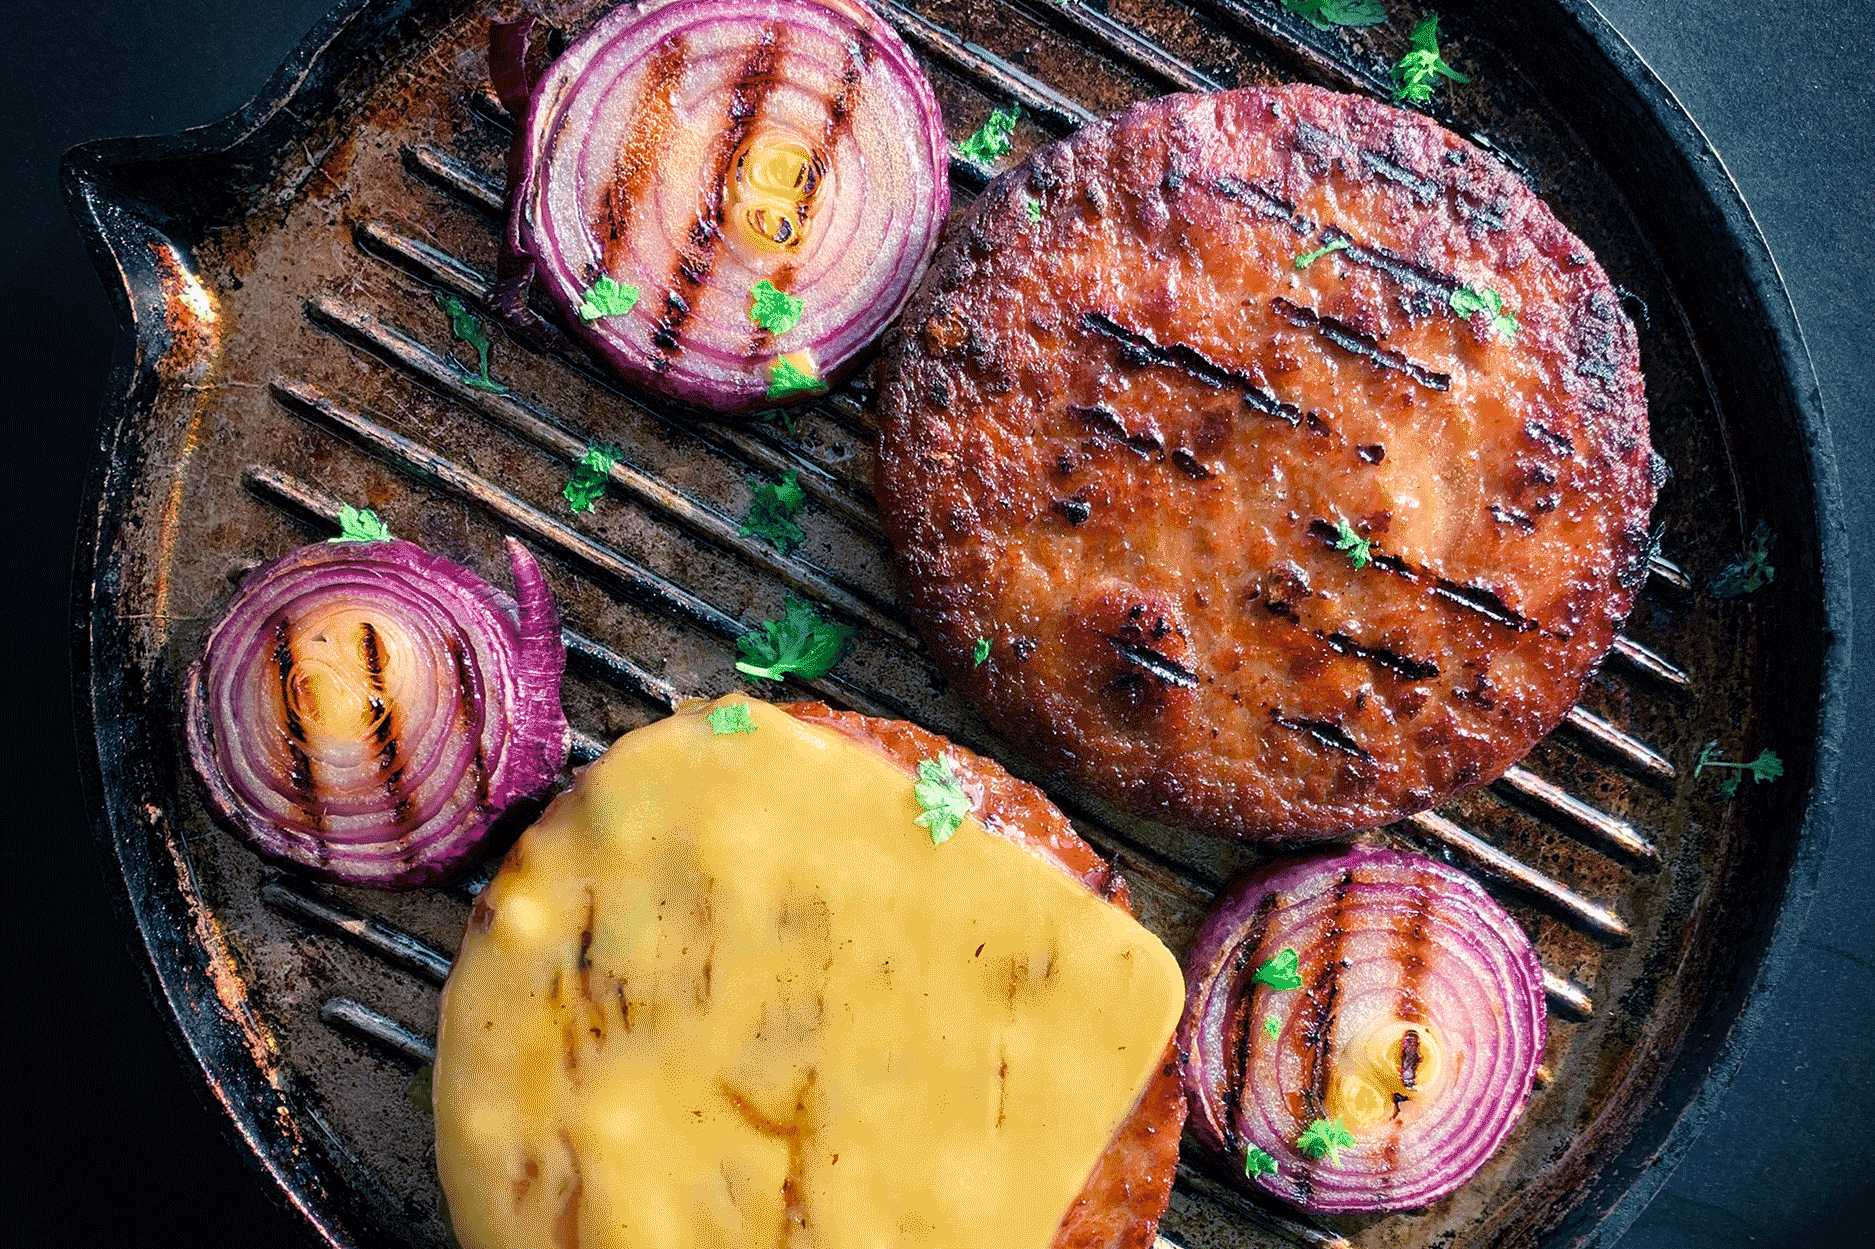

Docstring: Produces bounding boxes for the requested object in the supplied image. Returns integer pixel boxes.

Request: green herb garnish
[1244,1146,1280,1179]
[750,280,804,336]
[913,755,974,846]
[766,355,828,401]
[1253,948,1303,992]
[331,505,391,543]
[1694,742,1784,796]
[1281,0,1387,32]
[577,275,641,322]
[1264,1014,1281,1039]
[956,104,1020,165]
[1026,197,1043,223]
[735,596,856,683]
[1294,238,1351,270]
[435,293,508,393]
[1332,520,1373,570]
[1450,282,1518,340]
[563,443,622,514]
[1296,1116,1358,1165]
[708,702,758,736]
[1392,14,1470,105]
[740,471,807,555]
[972,637,992,666]
[1709,522,1776,598]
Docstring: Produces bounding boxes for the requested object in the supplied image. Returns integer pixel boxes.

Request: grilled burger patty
[876,85,1655,839]
[783,703,1187,1249]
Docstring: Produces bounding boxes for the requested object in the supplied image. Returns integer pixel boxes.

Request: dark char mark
[1112,639,1201,689]
[1067,402,1158,456]
[447,635,492,805]
[270,614,325,839]
[1271,711,1373,762]
[1269,297,1452,391]
[1319,631,1439,681]
[1220,892,1281,1154]
[358,621,414,831]
[1081,311,1303,425]
[1295,870,1357,1199]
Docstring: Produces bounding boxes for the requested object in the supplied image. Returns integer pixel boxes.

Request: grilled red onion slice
[183,538,570,888]
[493,0,949,413]
[1178,846,1546,1212]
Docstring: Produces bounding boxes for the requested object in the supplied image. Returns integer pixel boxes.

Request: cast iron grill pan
[64,1,1838,1247]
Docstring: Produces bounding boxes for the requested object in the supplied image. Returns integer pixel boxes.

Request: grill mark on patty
[1068,402,1159,455]
[1318,631,1440,681]
[1081,312,1304,425]
[1208,175,1306,229]
[270,613,325,841]
[1305,518,1541,636]
[1112,639,1201,689]
[649,25,786,361]
[1221,893,1281,1154]
[1271,711,1373,762]
[601,36,689,274]
[358,621,416,832]
[1295,871,1357,1198]
[1269,297,1452,391]
[1318,227,1461,308]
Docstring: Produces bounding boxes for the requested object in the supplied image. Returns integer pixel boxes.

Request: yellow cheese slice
[434,697,1186,1249]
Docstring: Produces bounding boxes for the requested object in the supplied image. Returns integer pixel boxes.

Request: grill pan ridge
[62,2,1841,1247]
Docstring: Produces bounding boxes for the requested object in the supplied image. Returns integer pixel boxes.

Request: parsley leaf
[1295,238,1351,270]
[913,755,974,846]
[1694,741,1785,796]
[1392,14,1470,106]
[1332,519,1373,570]
[331,504,391,543]
[578,275,640,322]
[1263,1013,1281,1039]
[708,702,758,736]
[1281,0,1388,32]
[1709,522,1776,598]
[735,596,856,683]
[767,354,828,401]
[972,636,992,666]
[563,443,622,514]
[1244,1146,1280,1179]
[956,104,1020,165]
[434,293,508,393]
[740,471,807,554]
[1026,197,1043,223]
[1451,283,1518,340]
[1296,1116,1358,1165]
[1253,948,1304,991]
[749,280,804,336]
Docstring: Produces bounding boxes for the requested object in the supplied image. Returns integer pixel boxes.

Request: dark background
[3,1,1869,1244]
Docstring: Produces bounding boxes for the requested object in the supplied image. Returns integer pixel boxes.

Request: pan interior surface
[63,2,1837,1247]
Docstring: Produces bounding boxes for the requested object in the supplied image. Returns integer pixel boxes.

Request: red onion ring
[1178,846,1546,1212]
[494,0,950,413]
[183,537,569,888]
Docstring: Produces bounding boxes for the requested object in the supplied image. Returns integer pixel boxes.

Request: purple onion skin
[183,537,570,889]
[491,0,950,414]
[1178,846,1547,1213]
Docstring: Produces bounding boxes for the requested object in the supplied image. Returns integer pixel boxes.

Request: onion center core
[1326,1018,1448,1133]
[730,131,827,253]
[284,612,404,745]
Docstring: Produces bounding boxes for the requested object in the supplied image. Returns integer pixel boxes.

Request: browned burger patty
[875,85,1656,839]
[784,702,1186,1249]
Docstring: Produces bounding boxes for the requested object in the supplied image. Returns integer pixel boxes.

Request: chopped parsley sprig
[735,596,856,683]
[1332,520,1373,570]
[708,702,758,736]
[913,755,974,846]
[1281,0,1387,32]
[750,280,804,336]
[1392,14,1469,105]
[740,471,807,555]
[767,355,828,401]
[563,443,622,514]
[1244,1146,1280,1179]
[435,293,508,393]
[1709,522,1776,598]
[1253,948,1304,991]
[1297,1117,1358,1165]
[1694,742,1784,796]
[331,505,391,543]
[956,104,1020,165]
[1451,283,1518,340]
[578,276,640,322]
[1295,238,1350,270]
[972,637,992,666]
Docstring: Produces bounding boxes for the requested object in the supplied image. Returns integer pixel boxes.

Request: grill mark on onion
[648,24,787,360]
[269,613,324,838]
[601,36,689,276]
[447,635,491,805]
[1220,892,1280,1155]
[358,621,415,831]
[1295,870,1357,1199]
[1080,312,1306,428]
[1381,877,1439,1180]
[1268,297,1452,391]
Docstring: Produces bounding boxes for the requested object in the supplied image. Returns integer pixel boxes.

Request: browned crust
[875,85,1654,839]
[783,701,1184,1249]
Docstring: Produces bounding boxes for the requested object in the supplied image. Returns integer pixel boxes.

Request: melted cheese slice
[434,698,1186,1249]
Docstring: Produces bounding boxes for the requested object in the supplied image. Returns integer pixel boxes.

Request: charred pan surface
[876,86,1653,839]
[782,702,1182,1249]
